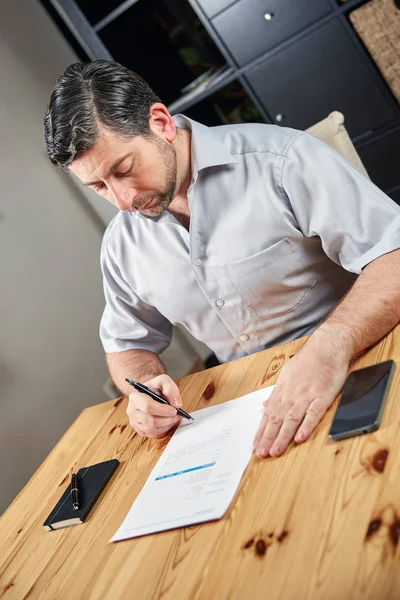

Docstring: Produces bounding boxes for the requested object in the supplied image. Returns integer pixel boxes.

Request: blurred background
[0,0,399,514]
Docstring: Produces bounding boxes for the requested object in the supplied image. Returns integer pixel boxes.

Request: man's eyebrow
[82,153,133,187]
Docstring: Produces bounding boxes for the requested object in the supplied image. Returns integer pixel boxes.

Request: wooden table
[1,331,400,600]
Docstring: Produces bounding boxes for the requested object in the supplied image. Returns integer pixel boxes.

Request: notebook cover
[43,459,119,531]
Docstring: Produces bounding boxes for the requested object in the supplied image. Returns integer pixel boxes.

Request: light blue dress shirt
[100,115,400,363]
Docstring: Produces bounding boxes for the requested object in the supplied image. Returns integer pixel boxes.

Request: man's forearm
[310,248,400,358]
[106,349,166,397]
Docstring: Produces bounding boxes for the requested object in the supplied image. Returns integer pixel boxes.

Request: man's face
[69,127,178,218]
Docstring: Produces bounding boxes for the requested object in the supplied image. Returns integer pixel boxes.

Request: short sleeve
[281,132,400,274]
[99,236,172,354]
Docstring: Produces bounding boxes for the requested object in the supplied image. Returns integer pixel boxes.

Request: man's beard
[133,137,178,219]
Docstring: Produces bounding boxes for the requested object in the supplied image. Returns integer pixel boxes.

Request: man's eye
[117,161,134,177]
[94,182,106,192]
[117,167,132,177]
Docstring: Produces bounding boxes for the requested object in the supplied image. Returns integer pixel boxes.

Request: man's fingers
[126,375,185,439]
[253,412,269,448]
[138,411,181,431]
[150,375,182,409]
[134,414,181,438]
[294,397,328,443]
[256,395,331,457]
[129,392,177,417]
[129,402,181,438]
[135,427,147,438]
[252,342,350,458]
[269,405,307,457]
[263,385,281,408]
[255,408,285,458]
[135,426,172,439]
[136,425,177,439]
[255,387,283,444]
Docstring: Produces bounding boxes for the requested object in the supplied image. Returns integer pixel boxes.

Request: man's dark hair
[44,60,161,169]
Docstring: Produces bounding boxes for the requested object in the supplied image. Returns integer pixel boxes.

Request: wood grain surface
[1,330,400,600]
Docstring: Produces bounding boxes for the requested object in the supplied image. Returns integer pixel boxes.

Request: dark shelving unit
[44,0,400,202]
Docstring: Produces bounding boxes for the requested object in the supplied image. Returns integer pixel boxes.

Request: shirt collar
[173,114,238,176]
[133,115,237,222]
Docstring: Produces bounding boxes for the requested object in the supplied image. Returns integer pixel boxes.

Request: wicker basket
[348,0,400,104]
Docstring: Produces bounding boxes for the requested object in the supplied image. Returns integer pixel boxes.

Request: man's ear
[148,103,176,143]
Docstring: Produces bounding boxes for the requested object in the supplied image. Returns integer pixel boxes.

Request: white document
[110,385,274,542]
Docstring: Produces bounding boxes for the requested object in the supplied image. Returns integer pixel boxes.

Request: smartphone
[328,360,396,441]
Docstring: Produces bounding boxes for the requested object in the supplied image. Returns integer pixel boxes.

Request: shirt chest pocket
[224,238,316,321]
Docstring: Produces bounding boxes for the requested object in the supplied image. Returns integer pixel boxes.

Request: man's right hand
[126,374,183,438]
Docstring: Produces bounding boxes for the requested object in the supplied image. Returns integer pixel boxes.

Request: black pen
[71,473,79,511]
[125,378,194,421]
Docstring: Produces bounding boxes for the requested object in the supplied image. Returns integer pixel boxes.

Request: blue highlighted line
[155,462,216,481]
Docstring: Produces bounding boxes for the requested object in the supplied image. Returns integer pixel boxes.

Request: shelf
[168,65,235,114]
[94,0,140,32]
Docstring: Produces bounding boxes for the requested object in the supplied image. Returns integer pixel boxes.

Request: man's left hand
[253,335,352,458]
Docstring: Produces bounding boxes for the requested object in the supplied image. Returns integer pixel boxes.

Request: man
[44,61,400,459]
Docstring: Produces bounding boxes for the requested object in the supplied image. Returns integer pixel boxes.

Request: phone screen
[329,360,395,440]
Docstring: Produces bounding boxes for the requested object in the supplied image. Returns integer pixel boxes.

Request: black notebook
[43,459,119,531]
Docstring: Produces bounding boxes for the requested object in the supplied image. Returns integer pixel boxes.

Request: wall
[0,0,109,515]
[0,0,212,515]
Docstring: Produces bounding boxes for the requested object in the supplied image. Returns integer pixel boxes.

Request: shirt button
[239,334,249,342]
[194,258,202,266]
[215,299,225,308]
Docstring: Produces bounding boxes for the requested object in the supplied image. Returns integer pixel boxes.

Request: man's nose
[108,180,137,211]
